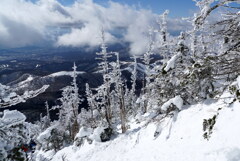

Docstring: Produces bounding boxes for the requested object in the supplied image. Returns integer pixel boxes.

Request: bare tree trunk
[104,105,111,127]
[107,87,112,122]
[71,119,79,140]
[105,88,112,128]
[119,88,127,133]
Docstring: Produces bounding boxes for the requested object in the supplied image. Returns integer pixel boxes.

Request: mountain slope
[35,99,240,161]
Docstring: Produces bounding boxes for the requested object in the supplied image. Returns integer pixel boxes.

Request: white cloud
[123,9,155,55]
[0,22,9,38]
[0,0,72,47]
[57,26,117,47]
[0,16,44,47]
[0,0,190,54]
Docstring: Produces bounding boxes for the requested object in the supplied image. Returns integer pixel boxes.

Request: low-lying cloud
[0,0,191,55]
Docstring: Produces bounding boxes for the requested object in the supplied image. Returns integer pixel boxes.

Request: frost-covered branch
[0,84,49,108]
[194,0,239,28]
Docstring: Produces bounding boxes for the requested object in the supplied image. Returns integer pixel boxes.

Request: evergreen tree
[110,52,127,133]
[95,30,113,128]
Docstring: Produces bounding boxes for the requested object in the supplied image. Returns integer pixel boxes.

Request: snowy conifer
[95,30,113,127]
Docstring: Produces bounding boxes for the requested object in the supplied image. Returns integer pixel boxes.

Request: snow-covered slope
[35,100,240,161]
[7,71,85,93]
[47,71,85,77]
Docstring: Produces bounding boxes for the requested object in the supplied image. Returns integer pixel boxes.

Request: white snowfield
[18,75,34,86]
[47,71,85,77]
[16,71,85,88]
[36,99,240,161]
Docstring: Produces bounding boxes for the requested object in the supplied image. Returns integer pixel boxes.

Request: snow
[37,128,52,143]
[136,98,141,103]
[124,62,153,75]
[89,126,105,142]
[237,76,240,88]
[2,92,17,102]
[48,71,85,77]
[164,52,181,72]
[0,64,9,68]
[93,109,100,118]
[37,124,58,143]
[34,149,55,161]
[38,99,240,161]
[18,75,34,86]
[159,95,183,111]
[76,127,93,138]
[14,71,85,88]
[0,110,26,127]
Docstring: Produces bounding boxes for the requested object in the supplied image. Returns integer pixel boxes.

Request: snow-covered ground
[47,71,85,77]
[35,99,240,161]
[12,71,85,89]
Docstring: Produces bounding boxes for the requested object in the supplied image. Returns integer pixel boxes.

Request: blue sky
[103,0,197,17]
[97,0,198,17]
[32,0,198,18]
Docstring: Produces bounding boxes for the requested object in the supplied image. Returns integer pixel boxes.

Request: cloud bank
[0,0,191,55]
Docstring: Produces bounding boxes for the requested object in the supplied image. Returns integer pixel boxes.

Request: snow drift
[34,99,240,161]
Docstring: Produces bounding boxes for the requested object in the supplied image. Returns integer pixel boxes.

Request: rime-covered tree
[38,101,51,131]
[84,83,99,128]
[126,55,138,116]
[0,110,39,161]
[140,30,155,113]
[110,52,127,133]
[95,30,113,127]
[0,77,49,160]
[191,0,240,99]
[37,63,82,151]
[155,10,169,59]
[58,63,82,140]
